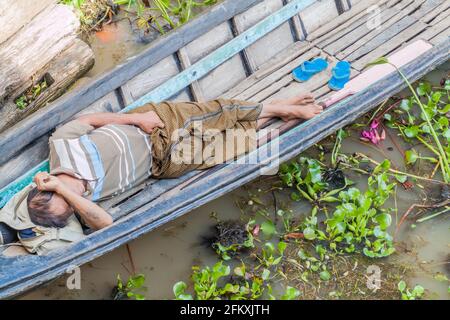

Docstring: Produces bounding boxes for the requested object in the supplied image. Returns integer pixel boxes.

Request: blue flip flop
[329,61,351,91]
[292,57,329,82]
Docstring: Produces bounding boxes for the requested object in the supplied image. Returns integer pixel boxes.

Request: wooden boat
[0,0,448,298]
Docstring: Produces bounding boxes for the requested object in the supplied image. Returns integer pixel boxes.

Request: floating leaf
[261,220,276,238]
[320,270,331,281]
[404,126,420,138]
[303,227,316,241]
[405,149,418,165]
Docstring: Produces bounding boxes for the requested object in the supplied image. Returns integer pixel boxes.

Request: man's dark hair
[27,187,71,228]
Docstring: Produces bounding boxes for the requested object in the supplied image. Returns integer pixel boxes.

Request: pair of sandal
[292,58,351,91]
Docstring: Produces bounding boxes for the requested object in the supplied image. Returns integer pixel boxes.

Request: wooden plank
[428,7,450,25]
[429,28,450,45]
[233,0,296,69]
[411,0,446,20]
[176,48,204,101]
[352,21,428,70]
[0,0,261,166]
[0,40,94,132]
[119,55,180,105]
[74,91,123,116]
[0,4,80,102]
[344,15,419,64]
[316,0,396,49]
[223,41,312,99]
[0,0,56,45]
[264,60,359,103]
[184,22,235,63]
[323,7,400,55]
[230,17,259,73]
[298,0,340,36]
[234,47,321,101]
[335,0,425,59]
[198,56,248,100]
[307,0,392,41]
[0,136,49,189]
[417,14,450,41]
[420,2,450,23]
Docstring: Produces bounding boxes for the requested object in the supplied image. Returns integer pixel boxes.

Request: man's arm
[34,173,113,230]
[77,111,164,134]
[56,185,113,230]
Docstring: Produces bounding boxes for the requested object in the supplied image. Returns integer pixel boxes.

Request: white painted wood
[335,0,424,59]
[176,47,204,101]
[235,47,321,101]
[352,21,428,70]
[307,0,391,41]
[420,1,450,23]
[0,4,80,102]
[412,0,447,20]
[198,55,248,100]
[0,0,56,45]
[120,55,180,105]
[233,0,295,68]
[298,0,339,36]
[223,41,312,99]
[184,22,235,64]
[345,15,419,64]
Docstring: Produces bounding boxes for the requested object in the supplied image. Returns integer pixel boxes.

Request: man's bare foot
[271,93,315,106]
[279,103,323,121]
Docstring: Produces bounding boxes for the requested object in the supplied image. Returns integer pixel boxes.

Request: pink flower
[360,120,386,145]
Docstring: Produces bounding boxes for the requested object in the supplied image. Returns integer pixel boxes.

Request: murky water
[19,18,449,300]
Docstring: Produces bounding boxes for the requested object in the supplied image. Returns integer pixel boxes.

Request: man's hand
[133,111,165,134]
[34,173,63,193]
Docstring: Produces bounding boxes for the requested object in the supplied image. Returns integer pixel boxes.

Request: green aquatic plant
[14,80,48,110]
[115,0,217,34]
[173,260,300,300]
[368,58,450,183]
[397,280,425,300]
[256,242,287,269]
[301,160,396,258]
[113,274,146,300]
[279,157,351,206]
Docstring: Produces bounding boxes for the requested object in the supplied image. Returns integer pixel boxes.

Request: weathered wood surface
[0,0,262,166]
[0,4,80,103]
[0,0,57,45]
[0,40,94,132]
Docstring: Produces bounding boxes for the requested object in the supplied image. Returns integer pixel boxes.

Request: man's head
[27,188,74,228]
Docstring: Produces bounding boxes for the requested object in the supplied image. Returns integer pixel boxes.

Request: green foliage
[114,274,146,300]
[115,0,217,34]
[300,160,396,258]
[398,280,425,300]
[15,80,48,110]
[173,259,298,300]
[212,221,255,261]
[280,157,350,205]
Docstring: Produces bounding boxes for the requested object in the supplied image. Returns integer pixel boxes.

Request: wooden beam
[0,39,94,132]
[176,48,205,101]
[0,0,56,45]
[0,0,262,165]
[0,4,80,102]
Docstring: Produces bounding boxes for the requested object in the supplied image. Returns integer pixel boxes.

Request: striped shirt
[49,120,153,202]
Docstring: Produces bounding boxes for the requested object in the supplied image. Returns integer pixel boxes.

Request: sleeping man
[0,95,322,254]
